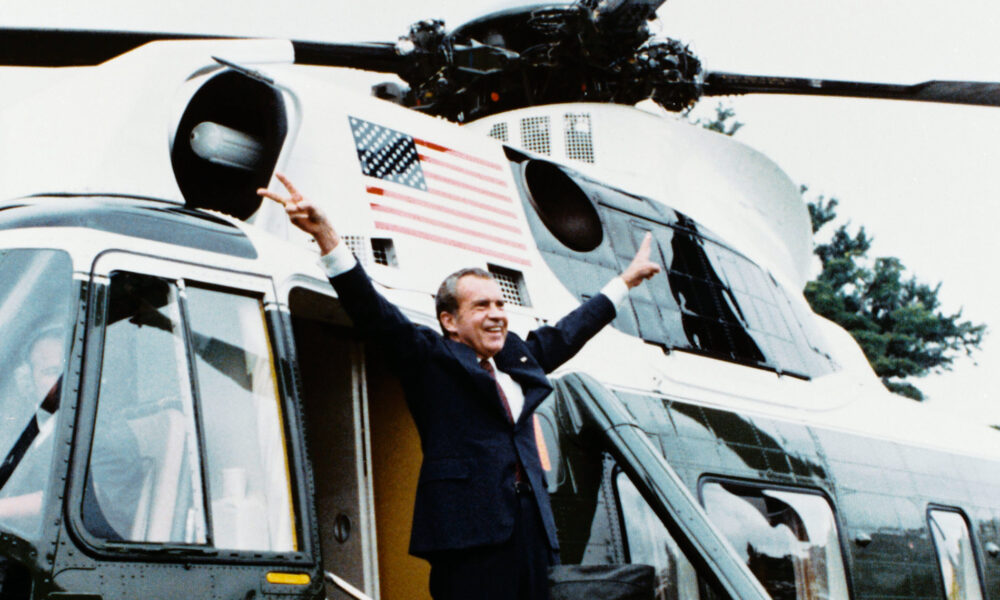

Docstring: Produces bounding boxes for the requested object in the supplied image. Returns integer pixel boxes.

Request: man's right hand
[257,173,340,254]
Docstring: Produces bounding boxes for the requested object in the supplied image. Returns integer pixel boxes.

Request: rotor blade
[704,71,1000,108]
[0,28,218,66]
[0,28,406,74]
[287,40,405,74]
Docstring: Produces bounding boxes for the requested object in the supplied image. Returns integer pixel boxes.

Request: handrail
[324,571,373,600]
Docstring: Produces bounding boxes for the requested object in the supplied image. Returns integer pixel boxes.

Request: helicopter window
[700,481,849,600]
[85,273,207,544]
[185,285,297,552]
[82,273,297,552]
[0,249,74,542]
[520,116,552,155]
[604,208,829,378]
[927,508,984,600]
[615,470,701,600]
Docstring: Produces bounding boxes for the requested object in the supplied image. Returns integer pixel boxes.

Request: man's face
[29,336,63,397]
[440,275,508,359]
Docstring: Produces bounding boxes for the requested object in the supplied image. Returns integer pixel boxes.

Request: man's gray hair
[435,267,494,331]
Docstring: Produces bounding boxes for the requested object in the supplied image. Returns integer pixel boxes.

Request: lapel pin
[520,356,528,363]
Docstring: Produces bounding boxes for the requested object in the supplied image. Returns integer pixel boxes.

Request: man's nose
[488,303,505,319]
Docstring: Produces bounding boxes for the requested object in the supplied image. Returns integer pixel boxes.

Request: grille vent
[489,264,530,307]
[343,236,396,266]
[520,116,551,155]
[564,113,595,163]
[343,235,370,265]
[371,238,396,266]
[488,122,509,142]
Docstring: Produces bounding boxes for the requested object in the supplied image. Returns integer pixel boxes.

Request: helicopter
[1,1,999,599]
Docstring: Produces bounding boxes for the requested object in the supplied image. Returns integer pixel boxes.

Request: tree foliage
[693,104,986,400]
[803,192,986,400]
[691,104,744,137]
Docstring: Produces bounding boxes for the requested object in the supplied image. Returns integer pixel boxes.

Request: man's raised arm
[259,173,364,279]
[258,173,341,254]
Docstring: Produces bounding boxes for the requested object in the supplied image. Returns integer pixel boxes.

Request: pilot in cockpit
[0,325,144,541]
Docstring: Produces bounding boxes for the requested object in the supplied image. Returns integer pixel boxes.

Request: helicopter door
[537,373,771,600]
[57,253,313,597]
[287,286,379,599]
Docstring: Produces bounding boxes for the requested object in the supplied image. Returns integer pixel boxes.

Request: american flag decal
[349,116,531,266]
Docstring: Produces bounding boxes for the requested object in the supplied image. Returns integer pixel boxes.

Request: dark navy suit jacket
[329,263,616,557]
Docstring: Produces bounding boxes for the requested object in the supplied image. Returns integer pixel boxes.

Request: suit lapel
[442,337,511,423]
[494,337,553,427]
[443,335,553,428]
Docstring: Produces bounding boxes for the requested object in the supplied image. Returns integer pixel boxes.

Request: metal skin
[0,39,998,600]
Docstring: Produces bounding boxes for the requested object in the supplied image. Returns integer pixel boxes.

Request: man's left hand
[621,233,661,288]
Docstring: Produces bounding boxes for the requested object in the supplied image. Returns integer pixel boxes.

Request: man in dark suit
[260,174,659,599]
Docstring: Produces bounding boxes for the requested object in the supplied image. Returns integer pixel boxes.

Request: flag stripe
[424,172,511,202]
[374,221,531,266]
[417,153,508,187]
[423,186,518,218]
[414,139,503,171]
[370,203,527,249]
[367,186,522,233]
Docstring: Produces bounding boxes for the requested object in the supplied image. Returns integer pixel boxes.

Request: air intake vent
[343,235,397,267]
[488,122,509,142]
[520,116,551,155]
[371,238,397,266]
[564,113,595,163]
[489,264,530,307]
[343,235,371,265]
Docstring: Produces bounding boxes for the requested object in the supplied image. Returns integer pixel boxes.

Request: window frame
[611,463,705,600]
[697,476,854,600]
[0,248,84,549]
[926,504,987,600]
[67,251,313,565]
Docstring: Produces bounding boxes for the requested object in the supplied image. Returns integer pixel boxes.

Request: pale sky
[3,0,999,424]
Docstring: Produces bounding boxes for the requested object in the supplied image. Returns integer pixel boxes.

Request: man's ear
[439,312,458,337]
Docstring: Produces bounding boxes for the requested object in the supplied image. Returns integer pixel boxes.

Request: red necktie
[480,359,525,483]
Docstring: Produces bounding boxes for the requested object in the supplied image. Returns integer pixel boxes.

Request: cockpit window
[0,249,75,541]
[83,271,297,552]
[85,274,206,543]
[184,285,296,551]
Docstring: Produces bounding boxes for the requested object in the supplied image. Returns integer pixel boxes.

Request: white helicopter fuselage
[1,38,998,600]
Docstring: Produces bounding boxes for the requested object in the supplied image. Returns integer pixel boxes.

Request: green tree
[691,103,744,137]
[693,105,986,400]
[803,191,985,400]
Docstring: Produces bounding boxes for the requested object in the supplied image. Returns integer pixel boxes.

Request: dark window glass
[701,482,848,600]
[616,471,701,600]
[0,249,75,541]
[928,509,983,600]
[604,209,833,378]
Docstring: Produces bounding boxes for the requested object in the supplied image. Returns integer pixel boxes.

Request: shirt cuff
[600,277,629,309]
[319,242,357,278]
